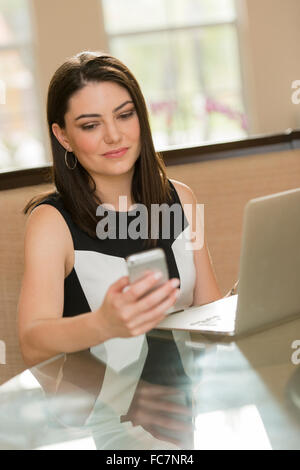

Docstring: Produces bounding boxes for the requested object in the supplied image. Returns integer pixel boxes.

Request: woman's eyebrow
[74,100,134,121]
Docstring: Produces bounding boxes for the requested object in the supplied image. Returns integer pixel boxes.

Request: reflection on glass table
[0,322,300,450]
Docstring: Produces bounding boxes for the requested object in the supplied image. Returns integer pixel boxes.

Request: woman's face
[52,81,141,178]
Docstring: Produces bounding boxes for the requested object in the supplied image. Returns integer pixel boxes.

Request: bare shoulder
[25,203,73,274]
[26,203,70,245]
[169,178,196,205]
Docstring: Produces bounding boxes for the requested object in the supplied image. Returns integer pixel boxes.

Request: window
[0,0,45,171]
[102,0,247,150]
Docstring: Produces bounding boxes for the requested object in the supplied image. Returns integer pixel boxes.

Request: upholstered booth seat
[0,184,53,385]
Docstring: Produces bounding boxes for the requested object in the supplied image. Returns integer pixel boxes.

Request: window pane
[102,0,166,34]
[0,48,45,170]
[0,1,45,171]
[165,0,236,27]
[200,25,241,91]
[102,0,235,34]
[0,0,31,44]
[110,25,246,148]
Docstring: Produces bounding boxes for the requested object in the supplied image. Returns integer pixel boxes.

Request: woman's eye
[119,110,135,119]
[82,123,99,131]
[81,110,135,130]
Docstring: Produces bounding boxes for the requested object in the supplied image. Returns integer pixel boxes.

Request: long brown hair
[24,51,172,248]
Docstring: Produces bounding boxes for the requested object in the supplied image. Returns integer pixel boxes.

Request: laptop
[157,187,300,338]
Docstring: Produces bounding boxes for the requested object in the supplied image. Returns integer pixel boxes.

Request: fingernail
[153,271,163,280]
[171,278,180,287]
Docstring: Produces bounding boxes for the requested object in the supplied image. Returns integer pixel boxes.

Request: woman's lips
[102,147,129,158]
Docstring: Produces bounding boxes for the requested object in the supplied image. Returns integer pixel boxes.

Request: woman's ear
[52,123,72,152]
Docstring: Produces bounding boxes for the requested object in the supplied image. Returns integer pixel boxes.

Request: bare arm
[17,205,108,366]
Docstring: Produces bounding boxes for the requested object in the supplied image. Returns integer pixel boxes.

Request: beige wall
[237,0,300,135]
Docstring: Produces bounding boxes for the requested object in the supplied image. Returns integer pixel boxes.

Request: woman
[18,51,222,367]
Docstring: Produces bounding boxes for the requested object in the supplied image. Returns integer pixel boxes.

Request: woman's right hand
[95,272,180,340]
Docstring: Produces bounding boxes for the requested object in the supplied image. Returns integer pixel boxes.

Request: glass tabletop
[1,318,300,450]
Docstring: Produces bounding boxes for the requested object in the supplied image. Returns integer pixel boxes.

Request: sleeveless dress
[36,179,196,317]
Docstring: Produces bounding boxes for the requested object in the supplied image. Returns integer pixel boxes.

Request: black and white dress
[37,179,196,317]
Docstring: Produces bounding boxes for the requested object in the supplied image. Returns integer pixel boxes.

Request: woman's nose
[103,121,122,144]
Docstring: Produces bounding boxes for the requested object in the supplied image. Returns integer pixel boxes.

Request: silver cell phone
[126,248,169,296]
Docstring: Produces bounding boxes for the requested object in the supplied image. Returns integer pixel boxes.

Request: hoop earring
[64,149,77,170]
